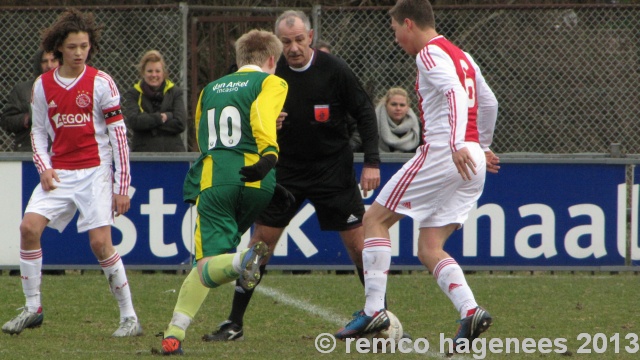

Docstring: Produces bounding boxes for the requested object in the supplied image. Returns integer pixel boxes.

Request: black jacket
[123,80,187,152]
[0,50,50,151]
[275,50,380,167]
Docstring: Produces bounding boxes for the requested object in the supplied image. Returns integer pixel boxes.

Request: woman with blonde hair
[123,50,186,152]
[376,87,421,153]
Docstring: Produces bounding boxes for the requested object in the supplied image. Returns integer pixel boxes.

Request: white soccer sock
[363,238,391,316]
[20,249,43,313]
[100,252,137,321]
[433,258,477,318]
[232,250,243,274]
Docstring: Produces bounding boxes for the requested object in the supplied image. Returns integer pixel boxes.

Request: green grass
[0,270,639,359]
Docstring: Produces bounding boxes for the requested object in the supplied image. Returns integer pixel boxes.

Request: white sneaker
[2,307,44,335]
[112,316,143,337]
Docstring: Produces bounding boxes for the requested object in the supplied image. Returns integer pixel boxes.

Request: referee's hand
[360,167,380,197]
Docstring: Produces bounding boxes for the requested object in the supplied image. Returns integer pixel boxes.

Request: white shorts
[376,142,486,228]
[25,164,114,233]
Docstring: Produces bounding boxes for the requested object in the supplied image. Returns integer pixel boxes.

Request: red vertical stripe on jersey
[384,144,429,211]
[419,46,436,70]
[415,73,427,145]
[446,89,458,152]
[114,125,130,195]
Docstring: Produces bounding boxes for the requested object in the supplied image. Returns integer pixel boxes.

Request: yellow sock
[165,268,210,341]
[164,324,186,341]
[202,251,245,288]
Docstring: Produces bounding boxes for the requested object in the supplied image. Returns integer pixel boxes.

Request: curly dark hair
[41,8,103,64]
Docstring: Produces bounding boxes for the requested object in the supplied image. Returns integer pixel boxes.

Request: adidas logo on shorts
[346,214,359,223]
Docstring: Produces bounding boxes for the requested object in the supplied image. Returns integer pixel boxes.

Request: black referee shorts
[256,152,364,231]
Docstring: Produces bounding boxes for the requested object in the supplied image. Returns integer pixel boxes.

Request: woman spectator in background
[376,87,420,153]
[123,50,186,152]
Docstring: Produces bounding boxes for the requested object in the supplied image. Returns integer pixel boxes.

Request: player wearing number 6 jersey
[159,29,288,355]
[336,0,499,353]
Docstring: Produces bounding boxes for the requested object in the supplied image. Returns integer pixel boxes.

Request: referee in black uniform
[204,9,381,341]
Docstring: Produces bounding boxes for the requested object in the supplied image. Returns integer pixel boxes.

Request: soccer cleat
[2,307,44,335]
[161,336,184,355]
[452,306,492,350]
[335,309,390,339]
[238,241,269,291]
[202,320,244,342]
[112,316,143,337]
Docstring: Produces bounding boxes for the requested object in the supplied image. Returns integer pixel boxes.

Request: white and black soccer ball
[364,310,403,344]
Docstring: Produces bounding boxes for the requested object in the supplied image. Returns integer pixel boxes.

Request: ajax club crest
[76,91,91,108]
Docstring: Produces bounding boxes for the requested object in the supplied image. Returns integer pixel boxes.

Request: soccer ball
[364,310,403,344]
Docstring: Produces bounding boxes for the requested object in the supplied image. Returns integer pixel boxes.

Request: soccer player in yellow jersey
[160,29,288,355]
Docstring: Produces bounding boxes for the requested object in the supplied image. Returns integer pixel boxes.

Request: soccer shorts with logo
[257,150,365,231]
[376,142,486,228]
[25,164,115,233]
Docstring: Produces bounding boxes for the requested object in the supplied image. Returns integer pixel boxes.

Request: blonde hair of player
[235,29,283,69]
[137,49,168,78]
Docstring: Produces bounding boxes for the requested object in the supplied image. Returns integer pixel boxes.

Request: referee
[204,9,381,341]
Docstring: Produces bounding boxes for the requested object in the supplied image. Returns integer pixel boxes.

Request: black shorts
[256,151,364,231]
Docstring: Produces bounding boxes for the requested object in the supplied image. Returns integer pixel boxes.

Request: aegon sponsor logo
[52,113,91,128]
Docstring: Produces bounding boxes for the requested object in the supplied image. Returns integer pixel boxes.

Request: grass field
[0,270,638,359]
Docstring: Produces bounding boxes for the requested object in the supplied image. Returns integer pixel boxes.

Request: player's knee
[19,219,44,243]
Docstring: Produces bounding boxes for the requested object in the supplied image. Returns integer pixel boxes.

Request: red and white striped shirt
[31,65,130,195]
[416,35,497,153]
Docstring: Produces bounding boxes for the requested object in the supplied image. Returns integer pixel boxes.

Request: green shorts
[193,185,272,260]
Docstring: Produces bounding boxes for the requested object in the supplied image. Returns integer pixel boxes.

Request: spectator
[1,50,58,152]
[376,87,421,153]
[123,50,186,152]
[316,39,332,53]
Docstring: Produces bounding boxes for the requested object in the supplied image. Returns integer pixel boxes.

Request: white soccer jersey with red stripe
[31,65,131,195]
[416,35,497,153]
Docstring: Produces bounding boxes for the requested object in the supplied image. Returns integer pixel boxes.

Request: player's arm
[466,52,499,174]
[251,74,287,158]
[338,59,381,168]
[30,78,52,172]
[420,47,476,180]
[337,60,381,195]
[239,75,288,183]
[420,47,470,153]
[98,72,131,215]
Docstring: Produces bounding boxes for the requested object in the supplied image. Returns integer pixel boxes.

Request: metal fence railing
[1,4,639,155]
